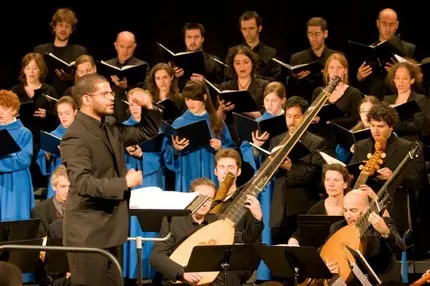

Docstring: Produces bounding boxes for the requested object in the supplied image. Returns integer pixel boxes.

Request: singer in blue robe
[240,110,275,281]
[0,119,35,221]
[163,110,235,193]
[122,116,165,279]
[36,124,66,198]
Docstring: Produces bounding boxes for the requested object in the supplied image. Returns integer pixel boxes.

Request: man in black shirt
[174,22,225,90]
[225,11,281,82]
[289,17,337,102]
[34,8,87,96]
[355,8,416,99]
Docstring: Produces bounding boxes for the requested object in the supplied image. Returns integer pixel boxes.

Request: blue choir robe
[163,110,235,193]
[0,119,34,221]
[0,119,35,283]
[122,116,165,279]
[240,111,276,281]
[36,124,67,198]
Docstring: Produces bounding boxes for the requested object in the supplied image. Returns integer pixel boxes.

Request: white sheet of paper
[129,187,199,210]
[318,151,346,166]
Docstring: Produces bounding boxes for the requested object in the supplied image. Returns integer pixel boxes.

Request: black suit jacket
[31,198,59,238]
[34,43,87,95]
[269,131,327,226]
[350,134,423,190]
[329,218,405,283]
[60,109,161,248]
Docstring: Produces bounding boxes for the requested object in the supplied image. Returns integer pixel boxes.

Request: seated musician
[350,102,429,256]
[31,164,69,238]
[326,190,405,284]
[150,174,262,286]
[31,164,70,285]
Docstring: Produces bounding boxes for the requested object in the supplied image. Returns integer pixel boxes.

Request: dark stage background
[0,0,427,89]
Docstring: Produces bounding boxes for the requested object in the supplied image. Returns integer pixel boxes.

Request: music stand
[128,209,191,286]
[345,245,382,286]
[254,245,333,286]
[297,215,344,248]
[0,219,41,242]
[185,244,261,286]
[0,238,44,273]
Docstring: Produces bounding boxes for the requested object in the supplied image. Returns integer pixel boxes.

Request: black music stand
[345,245,382,286]
[0,238,44,273]
[129,209,191,286]
[0,219,41,242]
[297,215,344,248]
[254,245,333,286]
[185,244,261,286]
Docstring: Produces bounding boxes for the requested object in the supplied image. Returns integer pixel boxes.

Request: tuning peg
[378,159,383,164]
[381,153,386,159]
[367,153,372,159]
[359,165,364,170]
[375,165,380,170]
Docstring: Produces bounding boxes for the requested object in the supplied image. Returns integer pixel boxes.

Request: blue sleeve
[240,141,258,171]
[0,131,33,172]
[162,136,181,172]
[220,124,236,148]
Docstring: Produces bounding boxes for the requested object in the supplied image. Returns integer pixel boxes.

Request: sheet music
[319,151,346,166]
[129,187,199,209]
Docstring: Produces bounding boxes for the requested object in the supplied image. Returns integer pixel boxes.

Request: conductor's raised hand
[129,90,153,110]
[172,135,189,151]
[125,168,143,188]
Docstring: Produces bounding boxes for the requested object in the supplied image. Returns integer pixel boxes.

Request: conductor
[60,73,161,285]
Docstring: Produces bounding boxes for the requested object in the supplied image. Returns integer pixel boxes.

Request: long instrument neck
[223,77,342,226]
[355,143,418,237]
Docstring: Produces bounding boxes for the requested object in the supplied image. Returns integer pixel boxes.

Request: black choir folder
[249,140,310,163]
[271,58,324,76]
[44,53,75,71]
[40,131,61,155]
[329,122,371,149]
[136,133,164,153]
[156,42,206,79]
[348,34,407,71]
[19,90,56,120]
[0,129,21,157]
[156,98,182,123]
[163,119,212,151]
[392,100,422,120]
[316,103,346,123]
[96,60,148,86]
[205,80,259,113]
[233,112,287,142]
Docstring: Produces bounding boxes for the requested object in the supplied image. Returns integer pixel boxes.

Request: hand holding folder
[0,129,21,158]
[40,131,61,155]
[329,122,371,150]
[44,53,75,72]
[164,120,212,152]
[205,79,259,113]
[248,140,310,163]
[271,58,323,78]
[96,60,148,86]
[156,42,206,79]
[233,112,287,142]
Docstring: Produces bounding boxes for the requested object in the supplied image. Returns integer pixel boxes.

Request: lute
[169,77,343,285]
[320,141,422,283]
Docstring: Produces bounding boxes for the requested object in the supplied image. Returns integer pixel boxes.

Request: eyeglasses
[89,91,115,98]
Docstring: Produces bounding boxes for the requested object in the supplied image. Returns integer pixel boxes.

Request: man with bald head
[355,8,416,99]
[326,190,405,284]
[105,31,150,89]
[104,31,151,122]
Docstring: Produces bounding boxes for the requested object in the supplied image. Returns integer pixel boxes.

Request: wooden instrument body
[169,218,235,285]
[320,224,365,283]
